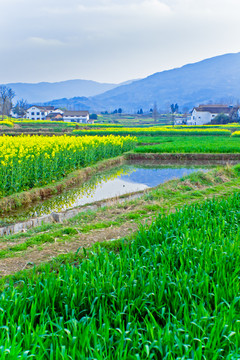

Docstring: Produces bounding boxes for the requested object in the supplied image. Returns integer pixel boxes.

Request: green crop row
[73,127,232,137]
[0,193,240,358]
[135,136,240,153]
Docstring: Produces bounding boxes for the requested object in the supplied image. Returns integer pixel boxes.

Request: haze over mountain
[2,79,120,103]
[44,52,240,113]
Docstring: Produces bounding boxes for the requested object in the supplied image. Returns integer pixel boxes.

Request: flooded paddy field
[0,161,212,224]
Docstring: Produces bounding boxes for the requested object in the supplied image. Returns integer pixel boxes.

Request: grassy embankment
[0,175,240,358]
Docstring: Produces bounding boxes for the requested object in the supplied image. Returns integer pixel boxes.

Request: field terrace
[0,121,240,358]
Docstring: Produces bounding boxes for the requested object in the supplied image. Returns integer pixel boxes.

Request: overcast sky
[1,0,240,84]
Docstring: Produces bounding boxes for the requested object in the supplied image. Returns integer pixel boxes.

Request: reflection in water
[120,167,205,187]
[4,164,209,219]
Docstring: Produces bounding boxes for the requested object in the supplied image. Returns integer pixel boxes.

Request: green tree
[13,99,29,118]
[211,113,230,124]
[89,113,98,120]
[170,103,179,114]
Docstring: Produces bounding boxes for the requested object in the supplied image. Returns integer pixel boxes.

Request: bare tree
[0,86,15,120]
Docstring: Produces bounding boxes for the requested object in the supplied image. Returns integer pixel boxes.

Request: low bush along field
[0,193,240,358]
[0,134,136,197]
[135,135,240,153]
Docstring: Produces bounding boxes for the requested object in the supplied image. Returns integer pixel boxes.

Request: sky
[1,0,240,84]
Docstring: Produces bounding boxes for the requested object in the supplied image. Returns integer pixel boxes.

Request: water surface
[4,163,210,220]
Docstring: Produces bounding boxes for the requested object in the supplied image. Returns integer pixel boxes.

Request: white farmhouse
[62,111,90,123]
[26,105,56,120]
[191,105,232,125]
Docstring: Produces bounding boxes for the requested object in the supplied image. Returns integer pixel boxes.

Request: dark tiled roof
[63,111,89,116]
[194,105,235,114]
[27,105,55,111]
[27,105,45,110]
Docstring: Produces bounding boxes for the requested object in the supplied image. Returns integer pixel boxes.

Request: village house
[26,105,62,120]
[25,107,92,123]
[62,110,90,123]
[45,108,64,120]
[190,104,235,125]
[45,112,64,121]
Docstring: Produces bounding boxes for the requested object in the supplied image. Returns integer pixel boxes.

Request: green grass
[136,136,240,153]
[0,193,240,358]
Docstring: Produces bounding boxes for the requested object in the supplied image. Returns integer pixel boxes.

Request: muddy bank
[0,156,125,215]
[0,192,142,237]
[126,152,240,163]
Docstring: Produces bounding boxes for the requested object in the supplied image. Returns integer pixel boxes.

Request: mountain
[10,52,240,111]
[90,52,240,112]
[2,79,119,103]
[42,96,97,112]
[44,52,240,112]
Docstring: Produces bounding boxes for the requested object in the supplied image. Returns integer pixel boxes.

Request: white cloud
[77,0,172,16]
[27,37,65,47]
[0,0,240,83]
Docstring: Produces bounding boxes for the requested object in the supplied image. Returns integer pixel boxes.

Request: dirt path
[0,220,143,277]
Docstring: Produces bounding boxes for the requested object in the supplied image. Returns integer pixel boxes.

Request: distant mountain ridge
[4,52,240,112]
[1,79,120,103]
[44,52,240,112]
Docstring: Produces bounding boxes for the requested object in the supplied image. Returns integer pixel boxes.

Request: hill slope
[90,52,240,112]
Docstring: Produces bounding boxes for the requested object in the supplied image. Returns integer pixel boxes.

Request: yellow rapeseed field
[232,131,240,137]
[0,134,137,197]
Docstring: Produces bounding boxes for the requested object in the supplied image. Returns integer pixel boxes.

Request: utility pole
[153,102,158,123]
